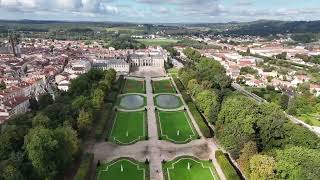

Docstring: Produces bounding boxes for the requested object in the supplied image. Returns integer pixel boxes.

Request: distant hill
[220,20,320,36]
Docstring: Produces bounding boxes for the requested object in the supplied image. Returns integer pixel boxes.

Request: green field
[123,79,145,94]
[136,39,178,46]
[109,111,147,145]
[106,27,144,32]
[163,156,220,180]
[153,79,176,94]
[97,158,149,180]
[157,111,198,143]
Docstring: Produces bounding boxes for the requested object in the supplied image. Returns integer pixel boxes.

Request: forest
[178,48,320,179]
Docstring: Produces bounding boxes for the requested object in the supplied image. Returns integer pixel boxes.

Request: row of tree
[177,48,320,179]
[108,36,146,50]
[0,69,116,179]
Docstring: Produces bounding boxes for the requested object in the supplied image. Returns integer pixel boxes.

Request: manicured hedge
[181,90,192,103]
[104,110,116,141]
[173,77,185,91]
[95,103,113,139]
[112,75,124,91]
[215,150,241,180]
[74,153,94,180]
[187,102,212,138]
[106,91,118,103]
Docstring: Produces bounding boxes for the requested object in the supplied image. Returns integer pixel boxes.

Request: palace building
[92,46,168,74]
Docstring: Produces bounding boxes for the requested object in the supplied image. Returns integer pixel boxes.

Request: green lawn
[299,113,320,126]
[163,156,220,180]
[153,79,176,94]
[157,111,198,143]
[136,38,178,46]
[123,79,145,94]
[109,111,147,145]
[97,158,149,180]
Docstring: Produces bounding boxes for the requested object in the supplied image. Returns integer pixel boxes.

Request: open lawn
[136,39,178,46]
[163,156,220,180]
[97,158,149,180]
[109,111,147,145]
[123,79,145,94]
[157,111,198,143]
[153,79,176,94]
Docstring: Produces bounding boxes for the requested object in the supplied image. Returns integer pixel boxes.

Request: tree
[0,81,6,90]
[1,163,24,180]
[178,68,196,87]
[29,97,39,111]
[237,141,258,177]
[195,90,219,123]
[25,126,80,179]
[187,79,201,97]
[249,155,276,180]
[195,58,231,89]
[275,146,320,179]
[216,95,259,157]
[77,109,93,133]
[25,127,59,179]
[246,47,251,54]
[275,52,287,60]
[0,123,29,161]
[53,127,80,171]
[38,93,54,110]
[32,113,49,128]
[72,95,88,109]
[183,47,202,62]
[256,103,286,149]
[240,67,258,75]
[279,94,289,110]
[49,45,54,52]
[91,88,105,110]
[281,122,320,149]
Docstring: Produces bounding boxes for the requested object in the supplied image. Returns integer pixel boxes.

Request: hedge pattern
[74,153,94,180]
[95,103,113,139]
[215,150,241,180]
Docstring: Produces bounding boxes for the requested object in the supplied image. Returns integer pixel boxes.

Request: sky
[0,0,320,23]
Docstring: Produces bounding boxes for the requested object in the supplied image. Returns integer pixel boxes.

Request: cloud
[0,0,320,23]
[0,0,118,14]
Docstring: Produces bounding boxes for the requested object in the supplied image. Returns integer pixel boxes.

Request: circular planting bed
[155,94,182,109]
[118,95,145,110]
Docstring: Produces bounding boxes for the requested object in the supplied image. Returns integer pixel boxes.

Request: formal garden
[156,110,198,143]
[152,79,176,94]
[123,79,146,94]
[162,156,220,180]
[108,111,148,145]
[96,158,149,180]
